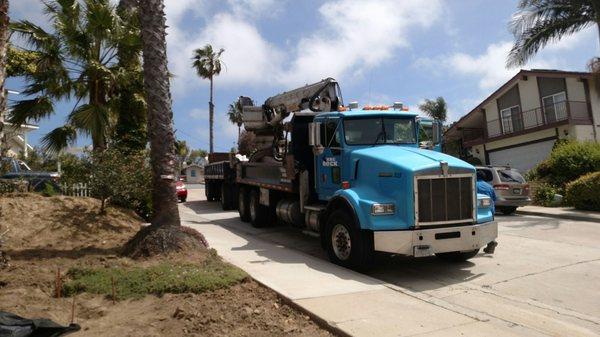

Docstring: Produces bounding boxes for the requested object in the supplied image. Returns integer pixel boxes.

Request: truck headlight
[478,197,492,208]
[371,203,395,215]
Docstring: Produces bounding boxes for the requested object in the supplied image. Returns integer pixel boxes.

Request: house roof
[445,69,592,139]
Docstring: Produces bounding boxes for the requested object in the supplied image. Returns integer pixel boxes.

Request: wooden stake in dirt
[55,268,62,298]
[70,295,76,324]
[111,276,116,304]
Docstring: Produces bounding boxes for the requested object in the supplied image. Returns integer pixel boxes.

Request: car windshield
[344,117,416,145]
[498,169,525,183]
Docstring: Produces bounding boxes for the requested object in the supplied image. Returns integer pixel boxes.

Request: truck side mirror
[309,122,322,146]
[432,122,441,144]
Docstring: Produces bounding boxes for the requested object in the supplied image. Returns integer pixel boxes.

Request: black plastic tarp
[0,311,80,337]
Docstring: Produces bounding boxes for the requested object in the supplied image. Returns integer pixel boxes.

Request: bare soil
[0,194,331,337]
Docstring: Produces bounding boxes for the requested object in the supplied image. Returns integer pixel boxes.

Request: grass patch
[62,251,247,300]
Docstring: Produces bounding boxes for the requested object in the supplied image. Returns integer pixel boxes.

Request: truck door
[316,118,343,200]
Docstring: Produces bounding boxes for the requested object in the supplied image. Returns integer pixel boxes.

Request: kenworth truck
[205,78,497,269]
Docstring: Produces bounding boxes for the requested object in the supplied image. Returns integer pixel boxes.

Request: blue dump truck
[205,78,497,269]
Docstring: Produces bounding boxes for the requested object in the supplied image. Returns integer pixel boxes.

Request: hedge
[529,141,600,189]
[565,172,600,211]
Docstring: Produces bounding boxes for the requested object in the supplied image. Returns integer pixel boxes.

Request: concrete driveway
[180,188,600,336]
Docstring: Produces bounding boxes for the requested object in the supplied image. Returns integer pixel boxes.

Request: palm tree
[9,0,133,153]
[115,0,146,151]
[227,100,244,138]
[192,44,224,154]
[507,0,600,67]
[419,97,447,122]
[0,0,9,155]
[124,0,205,257]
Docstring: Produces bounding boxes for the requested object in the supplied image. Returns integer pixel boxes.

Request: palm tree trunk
[0,0,9,156]
[209,76,214,154]
[138,0,180,227]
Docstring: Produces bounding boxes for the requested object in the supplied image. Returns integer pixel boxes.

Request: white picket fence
[61,183,91,197]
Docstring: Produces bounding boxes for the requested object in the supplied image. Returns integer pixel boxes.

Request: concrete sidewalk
[179,198,600,337]
[516,205,600,222]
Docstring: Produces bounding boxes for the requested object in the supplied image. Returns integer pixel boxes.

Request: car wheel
[436,249,479,262]
[499,206,517,215]
[249,189,269,228]
[324,210,373,270]
[179,197,187,203]
[238,186,251,222]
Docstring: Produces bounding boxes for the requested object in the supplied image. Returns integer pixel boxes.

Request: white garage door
[488,139,556,172]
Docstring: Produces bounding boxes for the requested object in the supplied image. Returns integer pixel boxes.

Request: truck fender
[321,194,361,248]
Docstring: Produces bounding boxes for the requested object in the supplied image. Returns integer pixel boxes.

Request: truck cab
[308,108,496,267]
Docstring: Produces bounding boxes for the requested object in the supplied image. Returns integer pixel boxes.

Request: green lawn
[63,251,247,300]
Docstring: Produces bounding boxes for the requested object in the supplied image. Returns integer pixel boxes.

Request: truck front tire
[435,249,479,262]
[249,189,269,227]
[324,210,373,270]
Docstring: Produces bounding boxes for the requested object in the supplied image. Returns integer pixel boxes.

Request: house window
[500,105,521,134]
[191,169,196,177]
[542,91,567,122]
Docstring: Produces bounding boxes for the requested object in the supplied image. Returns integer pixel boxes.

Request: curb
[250,277,352,337]
[515,210,599,222]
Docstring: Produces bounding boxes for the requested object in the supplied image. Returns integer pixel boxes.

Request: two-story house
[445,69,599,172]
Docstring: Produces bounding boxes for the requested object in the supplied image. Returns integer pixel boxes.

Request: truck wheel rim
[332,224,351,261]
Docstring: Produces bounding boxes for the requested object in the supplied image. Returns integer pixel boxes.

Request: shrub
[565,172,600,211]
[533,182,558,207]
[530,141,600,189]
[89,147,152,219]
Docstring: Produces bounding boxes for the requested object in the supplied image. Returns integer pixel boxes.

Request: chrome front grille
[415,174,475,226]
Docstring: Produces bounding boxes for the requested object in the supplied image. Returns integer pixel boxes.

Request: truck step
[304,204,326,211]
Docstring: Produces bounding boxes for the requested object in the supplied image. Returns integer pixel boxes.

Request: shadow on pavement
[183,199,488,292]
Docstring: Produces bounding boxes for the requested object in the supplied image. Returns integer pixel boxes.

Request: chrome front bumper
[373,221,498,256]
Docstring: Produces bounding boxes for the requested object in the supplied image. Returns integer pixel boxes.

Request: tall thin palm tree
[138,0,180,227]
[124,0,205,258]
[192,44,224,154]
[227,100,243,138]
[10,0,131,153]
[0,0,9,155]
[419,97,447,122]
[507,0,600,67]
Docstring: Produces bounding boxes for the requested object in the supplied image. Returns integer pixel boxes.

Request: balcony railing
[487,101,591,138]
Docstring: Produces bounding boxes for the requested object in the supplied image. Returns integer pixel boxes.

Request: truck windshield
[344,117,416,145]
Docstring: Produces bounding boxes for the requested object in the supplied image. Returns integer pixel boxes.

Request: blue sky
[8,0,599,152]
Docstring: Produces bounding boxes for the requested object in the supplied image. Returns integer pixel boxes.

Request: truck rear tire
[221,183,234,210]
[206,182,216,201]
[249,189,269,228]
[435,249,479,262]
[324,210,373,270]
[238,187,251,222]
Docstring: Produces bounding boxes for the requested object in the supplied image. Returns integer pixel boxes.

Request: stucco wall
[485,128,556,151]
[519,77,540,111]
[569,125,596,141]
[470,144,486,164]
[566,77,586,102]
[587,80,600,140]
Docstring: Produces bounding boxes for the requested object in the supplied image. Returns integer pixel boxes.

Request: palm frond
[68,103,110,145]
[41,124,78,154]
[8,96,55,125]
[507,0,595,67]
[191,44,225,79]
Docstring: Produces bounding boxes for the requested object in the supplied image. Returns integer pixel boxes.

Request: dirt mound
[0,193,143,254]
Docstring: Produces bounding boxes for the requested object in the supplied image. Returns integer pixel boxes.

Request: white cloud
[542,25,597,52]
[282,0,442,86]
[226,0,283,18]
[166,0,443,95]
